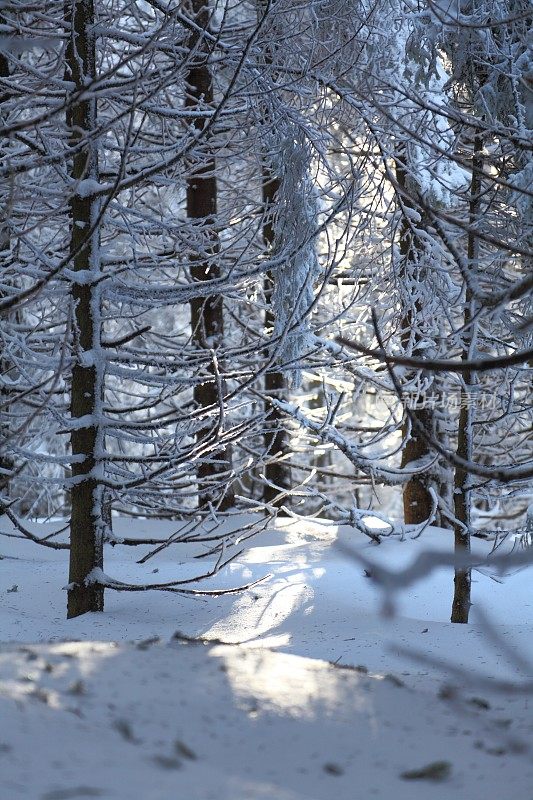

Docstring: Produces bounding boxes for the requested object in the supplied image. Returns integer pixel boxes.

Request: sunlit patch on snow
[203,579,311,645]
[212,647,366,720]
[360,516,391,531]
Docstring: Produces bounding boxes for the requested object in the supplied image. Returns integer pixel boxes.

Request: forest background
[0,0,531,620]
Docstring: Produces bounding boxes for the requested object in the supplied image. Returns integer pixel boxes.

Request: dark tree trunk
[262,171,291,505]
[451,374,473,623]
[395,152,434,525]
[451,135,483,624]
[0,38,13,495]
[400,406,434,524]
[185,0,233,511]
[65,0,104,617]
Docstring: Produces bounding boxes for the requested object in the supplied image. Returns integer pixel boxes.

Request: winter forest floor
[1,515,532,799]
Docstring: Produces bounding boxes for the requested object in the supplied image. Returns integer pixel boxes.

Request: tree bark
[262,171,291,505]
[185,0,233,511]
[451,135,483,624]
[66,0,104,617]
[400,408,434,524]
[395,151,435,525]
[0,37,13,495]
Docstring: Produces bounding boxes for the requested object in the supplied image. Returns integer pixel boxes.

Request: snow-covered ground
[1,515,532,799]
